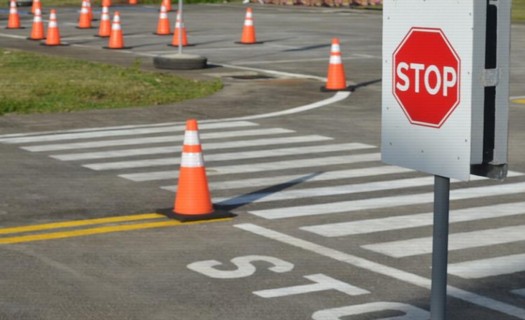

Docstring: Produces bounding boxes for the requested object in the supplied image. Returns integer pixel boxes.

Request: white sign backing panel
[381,0,486,181]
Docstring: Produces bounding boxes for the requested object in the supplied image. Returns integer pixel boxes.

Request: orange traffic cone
[97,6,111,37]
[6,0,22,29]
[154,5,171,35]
[162,0,172,12]
[43,9,63,46]
[167,119,232,222]
[129,0,137,4]
[170,10,188,46]
[28,8,45,40]
[322,38,348,91]
[86,0,93,22]
[105,11,129,49]
[102,0,112,7]
[77,0,92,29]
[237,7,261,44]
[31,0,42,15]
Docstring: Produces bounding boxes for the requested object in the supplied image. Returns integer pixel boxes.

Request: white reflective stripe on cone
[181,153,204,167]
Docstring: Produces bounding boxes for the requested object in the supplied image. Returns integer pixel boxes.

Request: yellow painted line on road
[512,98,525,105]
[0,218,232,244]
[0,213,165,235]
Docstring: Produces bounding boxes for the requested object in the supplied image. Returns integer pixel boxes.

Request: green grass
[513,0,525,23]
[0,49,222,115]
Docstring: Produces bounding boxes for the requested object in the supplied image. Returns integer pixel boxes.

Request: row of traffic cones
[7,3,348,87]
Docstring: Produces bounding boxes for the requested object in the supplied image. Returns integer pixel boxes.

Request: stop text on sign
[392,27,461,128]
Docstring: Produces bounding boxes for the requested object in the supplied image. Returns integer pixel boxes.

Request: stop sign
[393,27,461,128]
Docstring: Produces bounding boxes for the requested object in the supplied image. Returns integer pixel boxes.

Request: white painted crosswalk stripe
[161,166,415,192]
[301,198,525,237]
[119,153,382,182]
[448,254,525,279]
[82,143,374,170]
[52,135,337,162]
[21,128,294,152]
[0,121,256,144]
[249,182,525,219]
[512,289,525,298]
[362,225,525,258]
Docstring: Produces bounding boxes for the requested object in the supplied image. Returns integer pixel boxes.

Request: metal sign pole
[430,175,450,320]
[178,0,183,55]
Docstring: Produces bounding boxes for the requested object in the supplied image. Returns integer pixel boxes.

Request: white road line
[249,181,525,219]
[301,198,525,237]
[161,165,415,192]
[21,128,294,152]
[52,135,335,162]
[362,225,525,258]
[234,223,525,319]
[119,153,381,182]
[512,289,525,298]
[82,142,373,170]
[0,121,257,144]
[216,175,481,206]
[448,254,525,279]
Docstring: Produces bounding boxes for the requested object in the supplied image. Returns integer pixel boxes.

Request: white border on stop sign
[381,0,486,181]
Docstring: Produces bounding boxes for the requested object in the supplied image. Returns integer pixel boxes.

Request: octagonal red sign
[392,27,461,128]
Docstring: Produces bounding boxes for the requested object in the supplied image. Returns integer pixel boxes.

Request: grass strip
[0,49,222,115]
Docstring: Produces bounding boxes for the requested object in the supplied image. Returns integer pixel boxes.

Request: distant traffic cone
[237,7,261,44]
[97,6,111,37]
[77,0,92,29]
[154,5,171,35]
[106,11,129,49]
[167,119,232,222]
[162,0,172,12]
[28,8,45,40]
[322,38,348,91]
[31,0,42,15]
[6,0,22,29]
[44,9,62,46]
[102,0,112,7]
[170,10,188,46]
[129,0,137,4]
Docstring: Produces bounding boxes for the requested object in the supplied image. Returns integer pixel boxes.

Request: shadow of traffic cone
[321,38,348,91]
[162,0,172,12]
[154,5,171,35]
[105,11,131,49]
[102,0,112,7]
[6,0,22,29]
[28,8,45,40]
[169,10,189,46]
[162,119,233,222]
[31,0,42,15]
[97,6,111,37]
[77,0,93,29]
[43,9,67,46]
[236,7,262,45]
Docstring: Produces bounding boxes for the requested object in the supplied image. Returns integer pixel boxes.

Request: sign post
[382,1,511,318]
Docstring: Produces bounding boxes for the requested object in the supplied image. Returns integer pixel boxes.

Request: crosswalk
[2,120,525,286]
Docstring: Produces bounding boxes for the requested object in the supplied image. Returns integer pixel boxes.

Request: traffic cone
[129,0,137,4]
[237,7,261,44]
[97,6,111,37]
[43,9,63,46]
[31,0,42,15]
[165,119,233,222]
[154,5,171,35]
[6,0,22,29]
[77,0,92,29]
[170,10,188,46]
[28,8,45,40]
[102,0,112,7]
[322,38,348,91]
[105,11,129,49]
[162,0,172,12]
[86,0,93,22]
